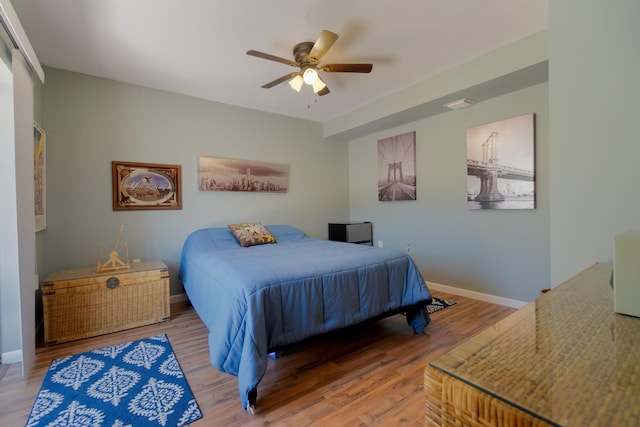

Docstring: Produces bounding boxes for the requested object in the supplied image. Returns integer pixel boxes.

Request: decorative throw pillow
[228,222,277,247]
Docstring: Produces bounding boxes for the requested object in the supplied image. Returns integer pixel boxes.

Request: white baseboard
[427,281,528,309]
[2,349,22,364]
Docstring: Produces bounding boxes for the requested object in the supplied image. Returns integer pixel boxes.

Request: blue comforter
[179,225,431,410]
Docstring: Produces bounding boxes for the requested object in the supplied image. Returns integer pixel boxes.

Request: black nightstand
[328,222,373,245]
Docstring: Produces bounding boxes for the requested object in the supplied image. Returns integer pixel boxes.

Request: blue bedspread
[178,225,431,410]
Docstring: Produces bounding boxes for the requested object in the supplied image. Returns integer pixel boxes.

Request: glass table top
[429,262,640,426]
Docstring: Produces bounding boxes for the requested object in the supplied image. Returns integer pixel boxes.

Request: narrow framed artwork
[112,161,182,210]
[377,131,416,201]
[467,113,535,210]
[34,122,46,231]
[198,156,289,193]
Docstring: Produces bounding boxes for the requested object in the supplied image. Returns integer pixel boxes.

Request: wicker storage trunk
[42,261,170,345]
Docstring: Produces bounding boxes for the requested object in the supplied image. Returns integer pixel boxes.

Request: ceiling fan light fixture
[312,77,327,94]
[288,75,304,92]
[302,67,318,85]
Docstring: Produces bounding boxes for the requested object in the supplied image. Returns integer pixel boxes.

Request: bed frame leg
[246,387,258,414]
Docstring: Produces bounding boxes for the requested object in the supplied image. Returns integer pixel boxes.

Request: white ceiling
[13,0,548,123]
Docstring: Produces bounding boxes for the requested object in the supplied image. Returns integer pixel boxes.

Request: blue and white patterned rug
[26,333,203,427]
[427,297,456,314]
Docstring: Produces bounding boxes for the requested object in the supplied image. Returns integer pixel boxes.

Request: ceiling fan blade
[321,63,373,73]
[247,50,298,68]
[261,72,300,88]
[308,30,338,63]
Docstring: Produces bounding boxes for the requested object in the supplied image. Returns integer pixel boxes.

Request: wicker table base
[424,263,640,426]
[424,365,552,427]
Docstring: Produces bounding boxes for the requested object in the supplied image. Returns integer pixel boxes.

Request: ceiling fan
[246,30,372,96]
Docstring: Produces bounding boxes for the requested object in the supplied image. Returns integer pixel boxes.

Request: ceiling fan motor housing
[293,41,316,66]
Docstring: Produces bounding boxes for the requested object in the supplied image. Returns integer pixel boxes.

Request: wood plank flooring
[0,292,515,426]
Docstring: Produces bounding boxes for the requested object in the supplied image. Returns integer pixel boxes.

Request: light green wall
[348,83,549,302]
[40,68,349,294]
[37,2,640,304]
[549,1,640,284]
[325,31,548,141]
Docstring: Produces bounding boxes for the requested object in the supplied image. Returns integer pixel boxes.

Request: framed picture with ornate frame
[112,161,182,210]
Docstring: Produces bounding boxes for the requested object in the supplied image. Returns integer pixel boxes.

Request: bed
[178,224,432,412]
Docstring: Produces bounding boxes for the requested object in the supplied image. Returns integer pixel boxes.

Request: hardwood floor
[0,292,515,426]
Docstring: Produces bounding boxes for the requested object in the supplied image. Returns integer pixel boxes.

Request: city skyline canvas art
[199,156,289,193]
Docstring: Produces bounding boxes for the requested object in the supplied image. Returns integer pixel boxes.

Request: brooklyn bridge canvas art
[377,131,416,202]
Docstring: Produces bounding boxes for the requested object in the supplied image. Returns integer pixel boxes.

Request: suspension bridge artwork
[467,113,535,210]
[378,131,416,201]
